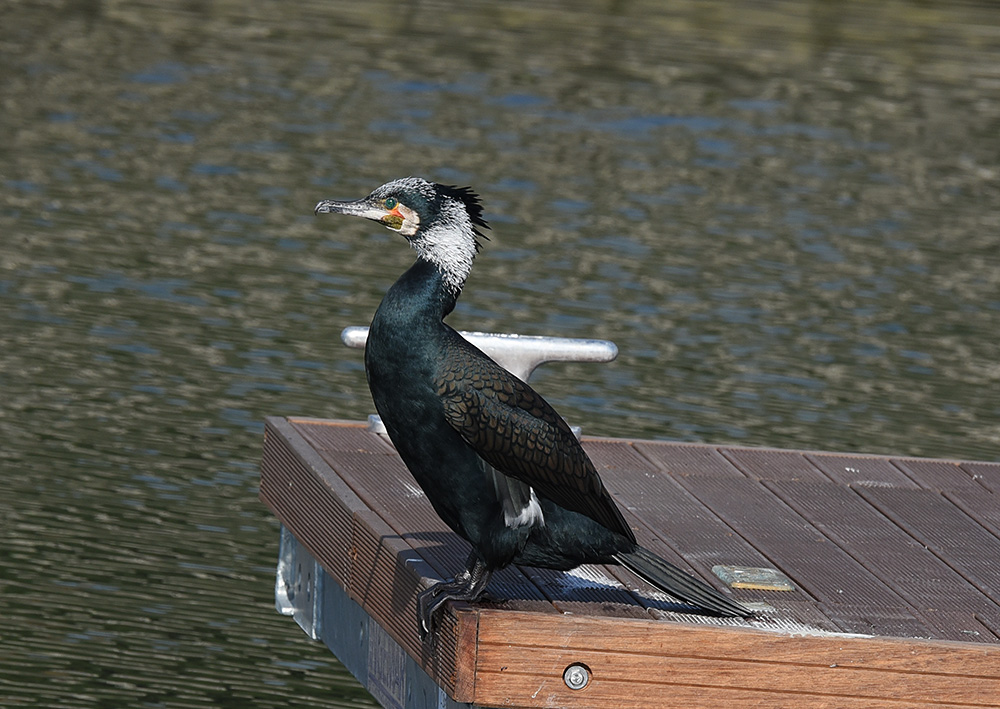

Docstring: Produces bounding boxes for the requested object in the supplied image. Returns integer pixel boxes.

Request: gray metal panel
[275,525,475,709]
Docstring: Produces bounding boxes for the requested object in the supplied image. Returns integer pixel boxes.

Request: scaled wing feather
[436,337,635,541]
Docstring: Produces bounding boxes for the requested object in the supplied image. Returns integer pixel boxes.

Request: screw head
[563,663,590,690]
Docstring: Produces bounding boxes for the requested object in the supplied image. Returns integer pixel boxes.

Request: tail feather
[614,546,751,618]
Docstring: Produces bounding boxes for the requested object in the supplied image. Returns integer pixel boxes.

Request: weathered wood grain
[260,417,1000,709]
[473,610,1000,708]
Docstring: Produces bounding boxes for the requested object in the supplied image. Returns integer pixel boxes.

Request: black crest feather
[438,184,490,243]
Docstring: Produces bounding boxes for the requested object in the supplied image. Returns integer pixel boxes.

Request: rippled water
[2,1,999,706]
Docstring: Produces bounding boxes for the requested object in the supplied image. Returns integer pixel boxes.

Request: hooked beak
[314,198,384,220]
[315,197,407,232]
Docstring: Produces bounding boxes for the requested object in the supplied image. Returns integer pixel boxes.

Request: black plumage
[315,177,750,634]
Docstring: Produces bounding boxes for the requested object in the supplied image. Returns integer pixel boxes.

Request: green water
[2,1,999,706]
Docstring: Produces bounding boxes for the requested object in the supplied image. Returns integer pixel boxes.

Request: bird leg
[417,552,493,639]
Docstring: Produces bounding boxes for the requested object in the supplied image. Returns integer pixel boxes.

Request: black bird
[315,177,750,634]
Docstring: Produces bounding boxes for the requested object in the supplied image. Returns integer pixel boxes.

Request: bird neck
[379,258,460,327]
[409,221,477,299]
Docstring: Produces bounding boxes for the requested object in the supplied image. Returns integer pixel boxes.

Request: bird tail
[614,545,751,618]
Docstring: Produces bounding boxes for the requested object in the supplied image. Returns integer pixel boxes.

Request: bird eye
[384,197,398,210]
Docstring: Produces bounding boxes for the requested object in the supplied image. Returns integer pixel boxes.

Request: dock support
[275,524,474,709]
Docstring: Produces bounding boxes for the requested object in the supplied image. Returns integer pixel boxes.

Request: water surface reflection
[2,1,999,706]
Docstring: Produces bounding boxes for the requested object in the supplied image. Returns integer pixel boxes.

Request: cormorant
[315,177,750,635]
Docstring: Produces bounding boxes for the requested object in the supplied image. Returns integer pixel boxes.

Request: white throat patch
[411,201,478,296]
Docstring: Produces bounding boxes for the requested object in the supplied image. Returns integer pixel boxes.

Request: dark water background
[2,1,999,706]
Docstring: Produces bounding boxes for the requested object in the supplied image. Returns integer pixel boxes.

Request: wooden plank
[961,461,1000,494]
[289,416,397,453]
[630,439,746,477]
[947,487,1000,538]
[473,611,1000,676]
[806,452,920,487]
[260,417,476,701]
[345,497,475,700]
[293,419,561,611]
[259,417,367,585]
[473,678,989,709]
[720,446,827,481]
[472,610,1000,709]
[670,477,919,617]
[592,441,815,606]
[766,478,1000,642]
[893,458,984,491]
[308,444,553,605]
[854,485,1000,607]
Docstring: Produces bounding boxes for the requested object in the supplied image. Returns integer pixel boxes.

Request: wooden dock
[260,416,1000,708]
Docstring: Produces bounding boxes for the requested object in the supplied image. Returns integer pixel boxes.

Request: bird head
[315,177,490,294]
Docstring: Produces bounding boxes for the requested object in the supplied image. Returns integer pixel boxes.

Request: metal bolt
[563,663,590,690]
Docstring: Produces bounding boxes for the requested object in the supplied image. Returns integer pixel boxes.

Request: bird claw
[416,579,468,642]
[415,554,493,642]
